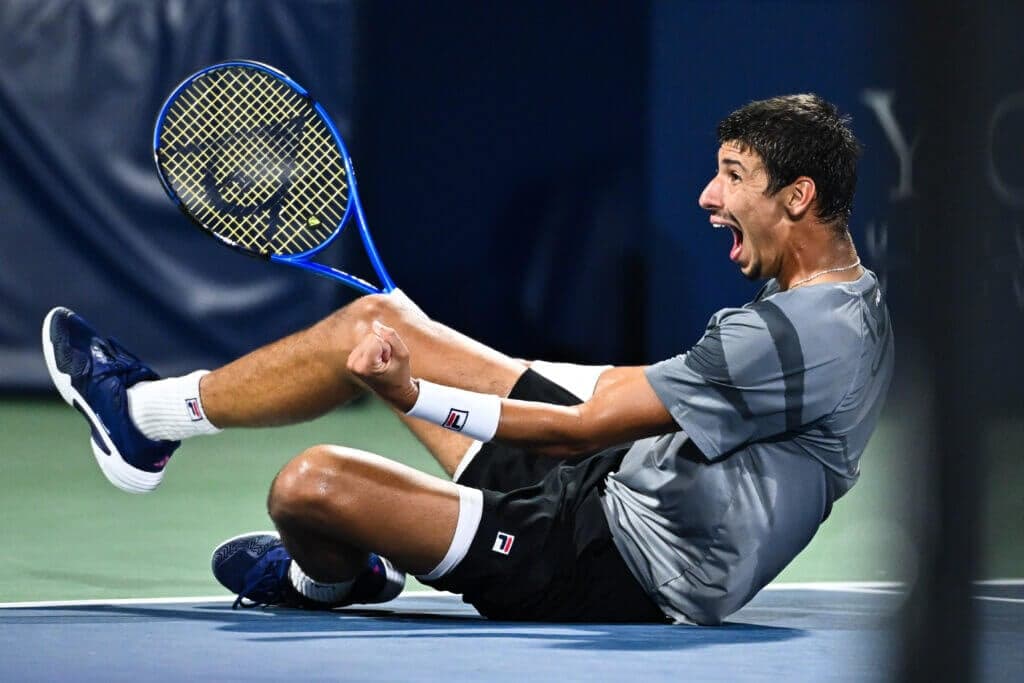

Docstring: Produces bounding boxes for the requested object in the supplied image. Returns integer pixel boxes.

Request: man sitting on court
[42,93,893,625]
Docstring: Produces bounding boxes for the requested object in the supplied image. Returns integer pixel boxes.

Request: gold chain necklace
[788,259,861,289]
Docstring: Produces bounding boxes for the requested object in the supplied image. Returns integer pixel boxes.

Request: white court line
[1,581,1020,610]
[765,579,1024,601]
[765,581,904,592]
[767,578,1024,593]
[974,578,1024,586]
[0,590,457,610]
[974,596,1024,605]
[0,595,233,609]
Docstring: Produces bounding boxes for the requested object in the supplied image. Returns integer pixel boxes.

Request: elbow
[567,439,605,459]
[554,411,606,457]
[506,403,605,459]
[534,418,602,459]
[559,404,611,455]
[532,438,599,460]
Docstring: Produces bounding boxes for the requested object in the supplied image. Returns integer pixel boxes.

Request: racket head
[153,60,359,261]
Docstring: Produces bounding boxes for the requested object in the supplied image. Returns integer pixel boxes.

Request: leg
[266,364,615,587]
[43,294,521,494]
[200,290,526,477]
[267,444,463,579]
[200,290,526,428]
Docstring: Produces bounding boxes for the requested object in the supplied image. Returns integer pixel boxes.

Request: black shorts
[419,369,668,623]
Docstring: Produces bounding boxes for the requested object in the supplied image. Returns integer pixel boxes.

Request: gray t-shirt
[600,270,894,624]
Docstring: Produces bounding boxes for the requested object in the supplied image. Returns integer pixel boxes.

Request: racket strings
[157,67,349,256]
[162,71,303,248]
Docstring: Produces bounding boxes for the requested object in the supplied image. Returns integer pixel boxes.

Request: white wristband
[406,380,502,442]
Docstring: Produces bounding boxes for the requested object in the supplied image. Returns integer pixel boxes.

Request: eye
[729,171,741,182]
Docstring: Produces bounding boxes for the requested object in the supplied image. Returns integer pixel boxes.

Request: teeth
[712,223,728,229]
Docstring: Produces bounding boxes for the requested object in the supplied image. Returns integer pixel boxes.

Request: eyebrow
[721,158,748,171]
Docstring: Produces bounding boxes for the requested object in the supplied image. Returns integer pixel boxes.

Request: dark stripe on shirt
[752,301,805,432]
[683,326,754,420]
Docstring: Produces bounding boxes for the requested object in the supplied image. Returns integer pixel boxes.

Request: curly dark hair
[717,94,861,228]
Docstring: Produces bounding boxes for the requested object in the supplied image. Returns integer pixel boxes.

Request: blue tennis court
[3,583,1021,681]
[1,399,1022,681]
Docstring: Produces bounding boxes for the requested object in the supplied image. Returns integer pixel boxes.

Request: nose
[698,176,721,210]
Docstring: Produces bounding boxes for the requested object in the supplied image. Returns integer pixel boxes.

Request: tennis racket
[153,60,395,295]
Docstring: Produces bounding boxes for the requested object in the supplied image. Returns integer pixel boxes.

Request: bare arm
[494,366,676,456]
[348,322,678,458]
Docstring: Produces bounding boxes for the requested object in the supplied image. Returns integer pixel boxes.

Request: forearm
[405,377,672,458]
[494,399,593,457]
[400,379,593,457]
[345,326,677,457]
[495,397,670,457]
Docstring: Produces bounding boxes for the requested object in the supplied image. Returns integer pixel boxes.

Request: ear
[785,177,816,220]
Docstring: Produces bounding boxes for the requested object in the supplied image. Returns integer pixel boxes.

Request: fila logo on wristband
[492,531,515,555]
[443,408,468,431]
[406,380,501,442]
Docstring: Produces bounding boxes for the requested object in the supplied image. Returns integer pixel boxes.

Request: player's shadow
[30,602,807,652]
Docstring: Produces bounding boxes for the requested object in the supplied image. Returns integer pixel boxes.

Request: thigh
[270,445,462,575]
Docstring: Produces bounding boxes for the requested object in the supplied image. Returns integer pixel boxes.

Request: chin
[740,263,761,280]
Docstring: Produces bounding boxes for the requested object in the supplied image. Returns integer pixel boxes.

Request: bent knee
[334,291,428,334]
[267,445,350,523]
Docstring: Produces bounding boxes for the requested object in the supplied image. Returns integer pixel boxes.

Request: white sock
[288,561,354,604]
[127,370,222,441]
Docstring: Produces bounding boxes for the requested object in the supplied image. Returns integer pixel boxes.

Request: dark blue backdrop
[2,1,1021,410]
[354,2,649,364]
[0,0,355,388]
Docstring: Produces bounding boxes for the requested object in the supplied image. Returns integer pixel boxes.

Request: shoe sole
[211,530,281,570]
[42,307,163,494]
[210,530,281,592]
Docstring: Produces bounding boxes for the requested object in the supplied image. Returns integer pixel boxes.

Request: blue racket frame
[153,60,396,295]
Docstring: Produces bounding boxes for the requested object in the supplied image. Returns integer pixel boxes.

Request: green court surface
[1,398,1020,602]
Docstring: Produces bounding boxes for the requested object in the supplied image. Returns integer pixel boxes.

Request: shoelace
[231,546,293,610]
[92,337,158,386]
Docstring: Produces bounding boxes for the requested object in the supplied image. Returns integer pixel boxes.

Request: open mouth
[713,223,743,262]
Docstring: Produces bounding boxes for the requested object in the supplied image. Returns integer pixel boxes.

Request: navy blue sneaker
[211,531,406,610]
[41,307,180,494]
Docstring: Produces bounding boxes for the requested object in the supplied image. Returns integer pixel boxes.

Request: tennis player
[43,94,892,624]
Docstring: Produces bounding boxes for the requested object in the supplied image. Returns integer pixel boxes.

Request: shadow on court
[2,589,1020,681]
[48,602,806,652]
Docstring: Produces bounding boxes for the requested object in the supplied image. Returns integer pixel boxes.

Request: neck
[780,231,861,290]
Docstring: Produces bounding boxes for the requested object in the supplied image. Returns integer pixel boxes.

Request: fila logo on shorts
[492,531,515,555]
[185,397,203,421]
[443,408,468,431]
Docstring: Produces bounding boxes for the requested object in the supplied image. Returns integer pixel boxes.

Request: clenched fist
[346,320,420,411]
